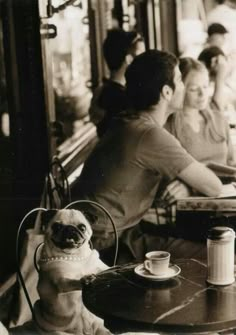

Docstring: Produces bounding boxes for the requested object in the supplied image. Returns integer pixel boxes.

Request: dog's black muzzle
[51,223,86,249]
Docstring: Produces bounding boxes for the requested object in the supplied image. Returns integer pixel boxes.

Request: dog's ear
[41,209,58,230]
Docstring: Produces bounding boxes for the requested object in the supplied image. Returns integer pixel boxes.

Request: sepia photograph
[1,0,236,334]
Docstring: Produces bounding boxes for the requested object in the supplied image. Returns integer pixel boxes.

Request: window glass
[176,0,207,57]
[49,2,92,143]
[0,18,9,138]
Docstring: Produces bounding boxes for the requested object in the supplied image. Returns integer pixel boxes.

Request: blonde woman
[166,57,235,167]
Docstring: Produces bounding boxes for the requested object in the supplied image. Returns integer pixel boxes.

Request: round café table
[82,259,236,334]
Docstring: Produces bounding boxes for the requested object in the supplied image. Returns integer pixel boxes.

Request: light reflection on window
[49,2,92,141]
[0,18,9,138]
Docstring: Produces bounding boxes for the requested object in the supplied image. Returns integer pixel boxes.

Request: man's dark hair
[198,46,225,72]
[103,29,140,71]
[125,49,177,111]
[207,23,228,36]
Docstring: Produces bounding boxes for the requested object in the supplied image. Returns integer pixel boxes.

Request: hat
[207,23,228,36]
[103,29,139,71]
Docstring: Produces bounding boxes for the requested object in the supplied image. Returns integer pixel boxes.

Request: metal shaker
[207,226,235,285]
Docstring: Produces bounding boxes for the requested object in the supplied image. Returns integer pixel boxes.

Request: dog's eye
[78,224,86,233]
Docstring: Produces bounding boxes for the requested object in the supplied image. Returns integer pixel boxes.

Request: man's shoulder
[139,121,182,147]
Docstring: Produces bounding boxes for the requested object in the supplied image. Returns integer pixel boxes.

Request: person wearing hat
[207,23,228,50]
[89,28,145,138]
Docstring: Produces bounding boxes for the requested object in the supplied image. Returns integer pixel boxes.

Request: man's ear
[161,85,173,102]
[41,209,58,230]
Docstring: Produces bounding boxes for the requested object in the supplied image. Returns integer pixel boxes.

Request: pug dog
[34,209,111,335]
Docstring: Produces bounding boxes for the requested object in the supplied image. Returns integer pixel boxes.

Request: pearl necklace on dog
[40,255,89,263]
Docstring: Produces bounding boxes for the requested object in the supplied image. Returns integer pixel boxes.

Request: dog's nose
[64,225,79,241]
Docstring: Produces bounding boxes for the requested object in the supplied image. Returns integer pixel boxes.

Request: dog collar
[39,255,88,263]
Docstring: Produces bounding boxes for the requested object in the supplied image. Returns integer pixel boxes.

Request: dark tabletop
[82,259,236,334]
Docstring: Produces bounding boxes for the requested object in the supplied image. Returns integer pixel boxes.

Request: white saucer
[134,263,181,281]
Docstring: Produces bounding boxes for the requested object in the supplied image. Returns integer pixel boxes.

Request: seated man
[89,28,145,137]
[72,50,222,265]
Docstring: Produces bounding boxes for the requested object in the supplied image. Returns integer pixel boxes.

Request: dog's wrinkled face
[42,209,92,253]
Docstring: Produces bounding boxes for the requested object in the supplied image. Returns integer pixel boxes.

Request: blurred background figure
[198,45,236,120]
[89,28,145,138]
[198,45,226,80]
[166,57,235,167]
[198,46,226,94]
[198,45,236,111]
[207,0,236,53]
[206,23,228,50]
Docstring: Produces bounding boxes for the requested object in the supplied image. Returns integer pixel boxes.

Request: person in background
[198,45,225,76]
[166,57,235,167]
[89,28,145,138]
[207,0,236,53]
[206,23,228,51]
[198,46,230,110]
[72,50,222,265]
[198,45,236,116]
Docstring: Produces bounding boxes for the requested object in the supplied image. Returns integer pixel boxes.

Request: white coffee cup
[144,251,170,276]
